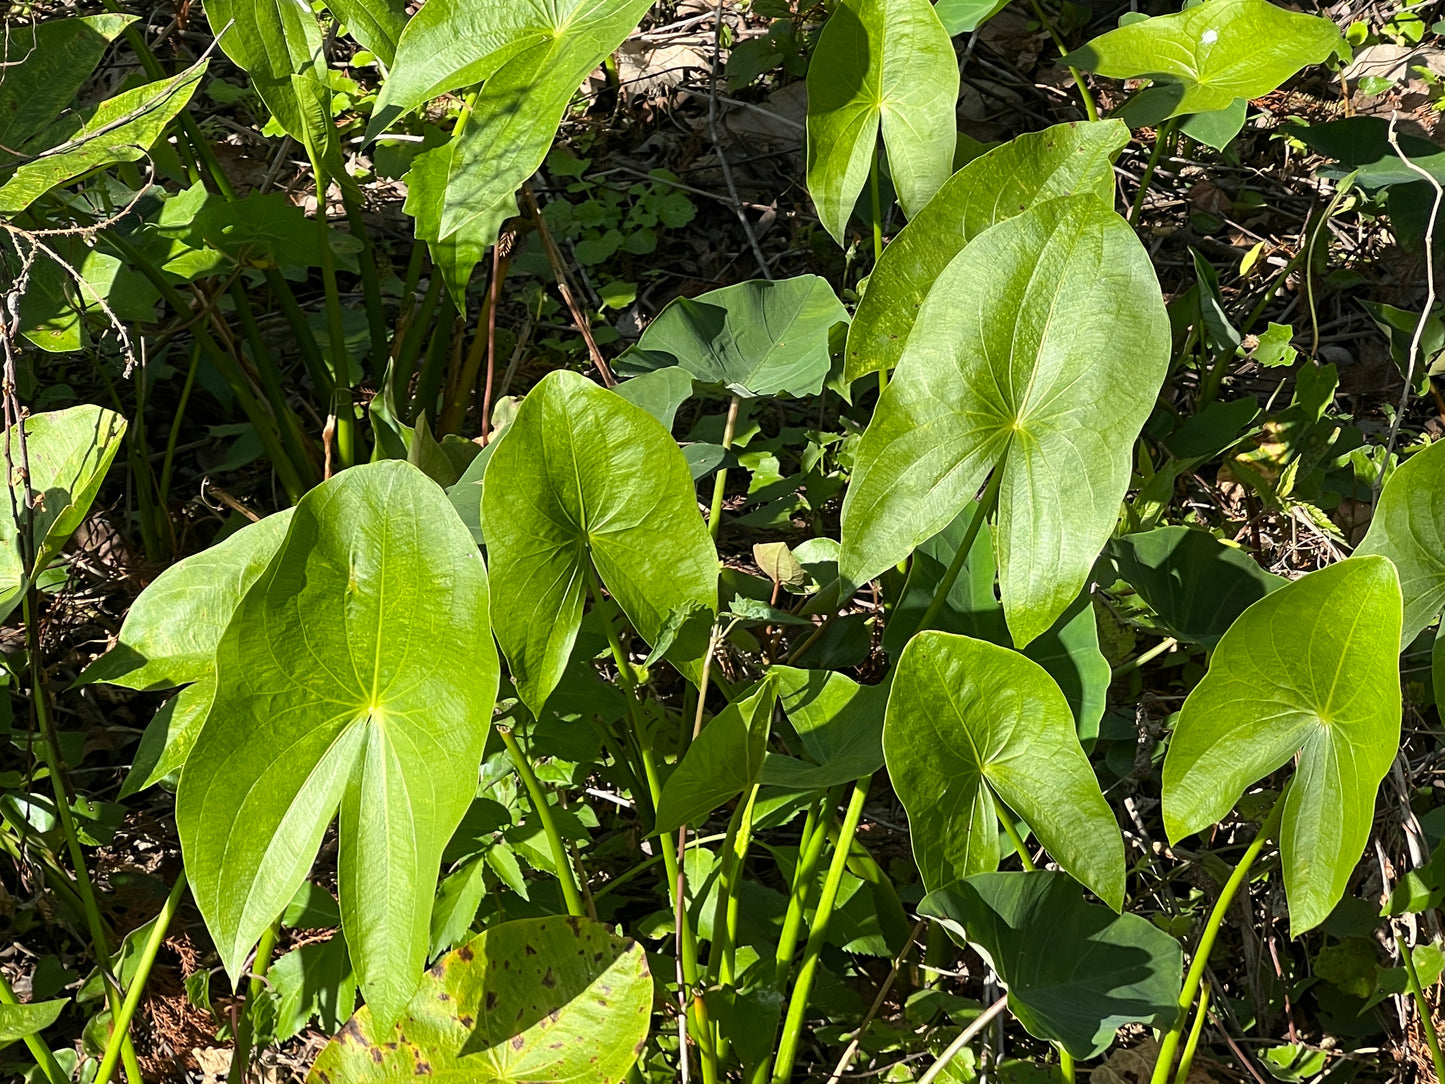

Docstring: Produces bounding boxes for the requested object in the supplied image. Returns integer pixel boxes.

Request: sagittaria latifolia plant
[3,0,1438,1081]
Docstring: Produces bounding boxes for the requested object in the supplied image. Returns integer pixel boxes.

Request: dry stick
[1380,111,1443,499]
[707,0,773,281]
[520,183,615,386]
[825,919,927,1084]
[916,994,1011,1084]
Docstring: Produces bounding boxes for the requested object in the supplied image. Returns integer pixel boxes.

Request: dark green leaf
[656,677,776,834]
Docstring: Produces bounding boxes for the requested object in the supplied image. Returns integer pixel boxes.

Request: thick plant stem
[498,725,586,918]
[1173,982,1210,1084]
[227,921,279,1084]
[96,872,189,1083]
[774,786,842,992]
[1130,119,1177,227]
[915,467,1005,636]
[1059,1049,1076,1084]
[769,776,871,1084]
[707,784,760,990]
[707,394,743,541]
[0,970,67,1084]
[999,807,1036,871]
[1150,792,1287,1084]
[1397,932,1445,1084]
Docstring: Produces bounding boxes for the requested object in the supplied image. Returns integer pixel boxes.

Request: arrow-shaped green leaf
[1357,438,1445,647]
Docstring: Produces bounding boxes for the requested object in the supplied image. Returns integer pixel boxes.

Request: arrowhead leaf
[655,677,776,834]
[805,0,959,243]
[177,461,499,1027]
[1357,438,1445,647]
[885,632,1126,909]
[846,119,1129,381]
[1162,556,1403,935]
[482,370,718,715]
[839,195,1170,645]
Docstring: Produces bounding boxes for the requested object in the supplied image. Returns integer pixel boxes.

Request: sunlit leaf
[1357,439,1445,646]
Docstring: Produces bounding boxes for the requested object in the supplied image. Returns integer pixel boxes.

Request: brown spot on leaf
[541,967,556,988]
[370,1047,384,1064]
[486,991,499,1011]
[565,916,582,933]
[437,992,450,1002]
[524,943,538,956]
[414,1060,432,1075]
[512,1035,526,1051]
[459,1015,475,1028]
[456,945,474,962]
[340,1019,368,1045]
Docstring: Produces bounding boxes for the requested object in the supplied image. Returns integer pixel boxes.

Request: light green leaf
[374,0,656,254]
[0,62,206,215]
[846,120,1128,382]
[920,871,1182,1059]
[0,405,127,621]
[885,632,1125,909]
[0,15,136,166]
[323,0,406,65]
[805,0,959,243]
[1162,556,1404,935]
[933,0,1012,35]
[839,195,1170,646]
[308,916,651,1084]
[1105,526,1285,647]
[121,682,213,798]
[1357,438,1445,647]
[401,130,506,306]
[759,666,888,790]
[177,461,499,1027]
[483,370,718,715]
[617,276,848,399]
[656,677,776,834]
[0,998,67,1048]
[1063,0,1343,121]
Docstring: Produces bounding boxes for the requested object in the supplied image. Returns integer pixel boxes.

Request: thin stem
[1150,791,1287,1084]
[316,206,356,468]
[1130,119,1177,227]
[769,776,871,1084]
[96,872,188,1083]
[158,343,202,515]
[868,145,885,267]
[706,784,760,991]
[227,921,279,1084]
[498,725,586,917]
[774,787,840,992]
[917,994,1010,1084]
[1398,932,1445,1084]
[915,467,1005,636]
[1112,636,1179,678]
[1173,982,1210,1084]
[707,394,742,541]
[340,193,391,370]
[0,970,68,1084]
[1024,0,1097,120]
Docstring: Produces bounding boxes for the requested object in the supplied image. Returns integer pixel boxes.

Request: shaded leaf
[0,998,67,1047]
[656,677,776,834]
[1357,438,1445,646]
[760,667,888,790]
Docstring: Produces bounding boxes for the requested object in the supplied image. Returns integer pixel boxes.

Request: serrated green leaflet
[1162,556,1403,935]
[885,632,1125,909]
[655,677,776,834]
[846,120,1128,381]
[617,276,848,399]
[308,916,650,1083]
[0,998,66,1047]
[1356,439,1445,647]
[177,461,499,1027]
[921,871,1181,1059]
[805,0,958,244]
[839,195,1170,646]
[1063,0,1343,121]
[483,370,717,716]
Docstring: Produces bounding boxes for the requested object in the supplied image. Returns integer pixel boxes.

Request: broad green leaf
[443,437,497,547]
[323,0,406,65]
[1162,556,1403,935]
[0,62,205,215]
[120,683,213,798]
[483,370,718,715]
[1063,0,1343,121]
[308,916,651,1084]
[612,366,696,430]
[921,871,1182,1059]
[934,0,1011,35]
[885,632,1125,909]
[203,0,344,184]
[883,504,1109,740]
[374,0,656,254]
[0,405,127,621]
[0,998,67,1047]
[0,15,136,167]
[805,0,959,243]
[1178,97,1248,151]
[839,195,1170,646]
[656,677,776,833]
[617,276,848,399]
[1357,438,1445,646]
[177,461,499,1027]
[1105,526,1286,647]
[846,120,1129,381]
[759,667,888,790]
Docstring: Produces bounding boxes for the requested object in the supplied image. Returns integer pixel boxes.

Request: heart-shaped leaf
[885,632,1125,909]
[656,677,776,833]
[1105,526,1286,647]
[177,460,499,1027]
[759,666,889,790]
[0,405,127,622]
[806,0,958,243]
[483,370,718,715]
[1357,438,1445,646]
[1162,556,1403,935]
[617,276,847,399]
[846,120,1128,381]
[921,871,1182,1059]
[839,195,1170,646]
[308,916,651,1084]
[1063,0,1343,121]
